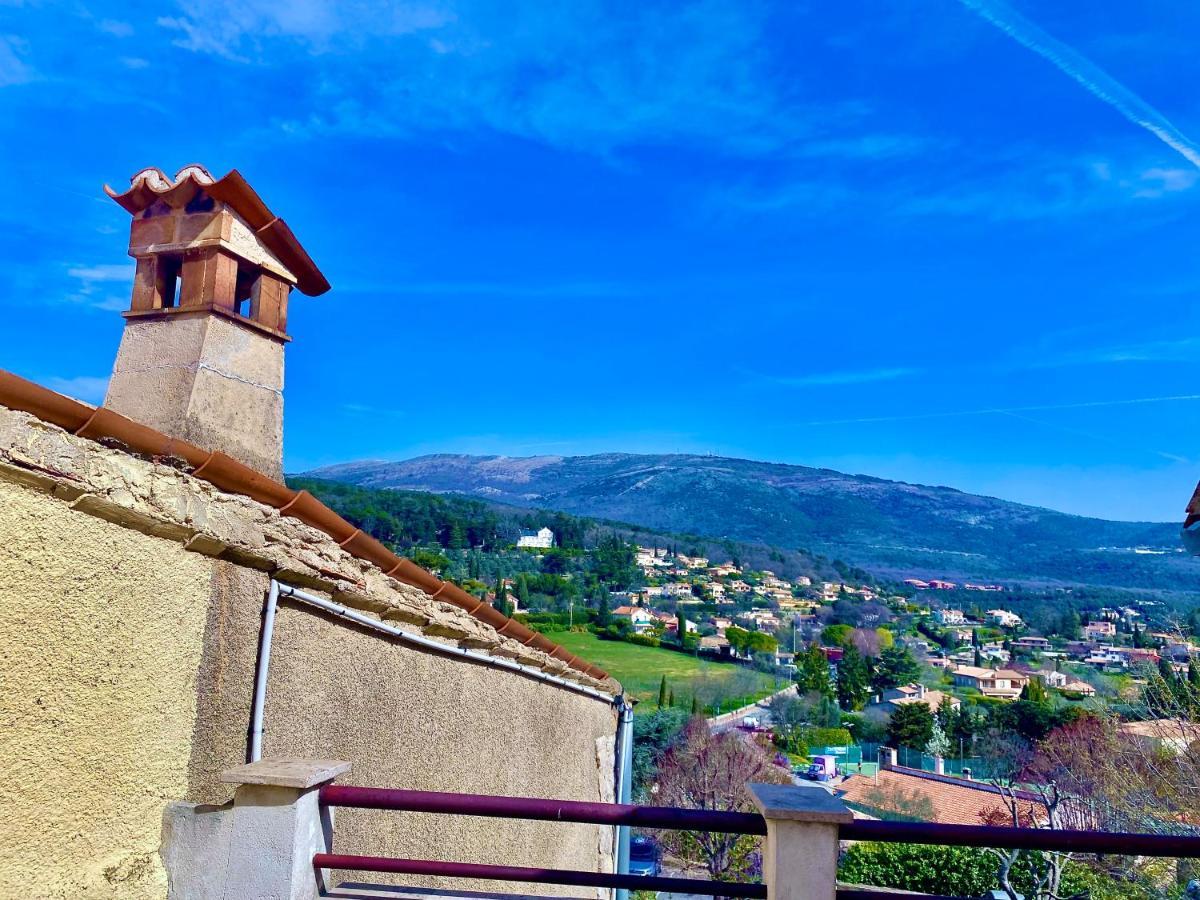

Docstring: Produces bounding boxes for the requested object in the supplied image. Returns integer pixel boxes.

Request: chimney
[102,166,329,479]
[915,683,925,699]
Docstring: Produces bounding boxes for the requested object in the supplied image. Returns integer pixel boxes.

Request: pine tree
[493,578,512,617]
[658,675,668,708]
[836,645,871,711]
[796,644,833,697]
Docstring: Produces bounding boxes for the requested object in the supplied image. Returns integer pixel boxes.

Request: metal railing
[316,785,769,898]
[315,784,1200,900]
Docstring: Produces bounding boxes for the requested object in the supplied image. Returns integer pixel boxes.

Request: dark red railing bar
[838,891,965,900]
[312,853,767,898]
[842,819,1200,857]
[320,784,768,835]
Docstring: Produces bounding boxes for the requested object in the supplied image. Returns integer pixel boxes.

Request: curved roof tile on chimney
[104,165,330,297]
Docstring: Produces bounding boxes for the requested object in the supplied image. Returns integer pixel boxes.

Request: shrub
[838,842,997,896]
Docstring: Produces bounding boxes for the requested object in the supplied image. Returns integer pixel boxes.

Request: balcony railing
[201,759,1200,900]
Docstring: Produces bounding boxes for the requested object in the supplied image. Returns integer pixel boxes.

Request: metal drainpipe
[614,698,635,900]
[248,579,279,762]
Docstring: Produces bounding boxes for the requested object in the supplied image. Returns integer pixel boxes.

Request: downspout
[614,697,635,900]
[248,579,279,762]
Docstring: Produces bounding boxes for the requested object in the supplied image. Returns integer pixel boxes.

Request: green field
[550,631,782,713]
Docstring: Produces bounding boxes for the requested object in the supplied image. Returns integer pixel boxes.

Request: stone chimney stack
[102,166,329,479]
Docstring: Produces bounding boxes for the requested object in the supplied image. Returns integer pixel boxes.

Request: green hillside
[550,631,781,713]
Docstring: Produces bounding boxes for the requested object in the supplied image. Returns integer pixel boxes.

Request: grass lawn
[550,631,782,713]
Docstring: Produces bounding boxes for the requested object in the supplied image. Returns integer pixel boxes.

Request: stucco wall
[0,404,619,898]
[260,599,618,895]
[0,478,214,900]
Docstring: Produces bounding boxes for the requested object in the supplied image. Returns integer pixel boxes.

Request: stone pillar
[934,756,945,775]
[163,758,350,900]
[748,783,853,900]
[219,759,350,900]
[879,746,897,770]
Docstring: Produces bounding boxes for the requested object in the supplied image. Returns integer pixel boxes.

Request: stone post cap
[747,783,854,825]
[221,758,351,789]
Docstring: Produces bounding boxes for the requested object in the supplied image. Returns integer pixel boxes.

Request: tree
[691,695,701,716]
[492,577,513,617]
[973,647,983,668]
[1019,676,1048,703]
[594,590,611,627]
[925,721,951,759]
[658,675,668,709]
[515,575,530,606]
[887,702,935,750]
[668,689,675,708]
[796,644,832,697]
[872,646,920,691]
[655,718,791,882]
[836,645,871,711]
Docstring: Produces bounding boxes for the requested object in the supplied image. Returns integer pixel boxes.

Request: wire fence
[858,741,985,777]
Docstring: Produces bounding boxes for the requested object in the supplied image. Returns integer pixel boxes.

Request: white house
[935,608,966,625]
[612,606,655,634]
[517,527,555,549]
[987,609,1023,629]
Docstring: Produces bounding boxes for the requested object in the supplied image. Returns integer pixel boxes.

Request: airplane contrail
[803,394,1200,426]
[959,0,1200,170]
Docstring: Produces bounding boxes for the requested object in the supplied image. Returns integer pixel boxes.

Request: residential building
[927,579,957,590]
[1012,636,1051,652]
[904,578,930,589]
[612,605,655,634]
[873,683,960,714]
[1083,620,1116,640]
[516,526,555,549]
[986,609,1023,629]
[952,665,1029,700]
[1061,680,1096,697]
[935,608,966,625]
[837,766,1040,826]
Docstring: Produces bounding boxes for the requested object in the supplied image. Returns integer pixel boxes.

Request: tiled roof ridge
[885,764,1041,803]
[0,368,609,685]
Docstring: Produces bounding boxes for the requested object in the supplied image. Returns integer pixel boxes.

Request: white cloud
[760,367,918,388]
[64,262,134,311]
[98,19,134,38]
[151,0,858,158]
[0,35,34,87]
[45,376,109,405]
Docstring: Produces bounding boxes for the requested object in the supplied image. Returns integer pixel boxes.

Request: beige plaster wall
[0,478,214,900]
[260,600,619,895]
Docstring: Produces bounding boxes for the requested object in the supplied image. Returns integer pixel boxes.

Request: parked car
[628,836,661,877]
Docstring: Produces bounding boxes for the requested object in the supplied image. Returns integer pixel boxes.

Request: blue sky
[2,1,1199,522]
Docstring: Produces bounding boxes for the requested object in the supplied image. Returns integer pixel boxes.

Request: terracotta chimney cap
[104,165,329,297]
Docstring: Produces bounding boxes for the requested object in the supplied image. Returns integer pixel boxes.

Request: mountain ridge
[303,452,1195,590]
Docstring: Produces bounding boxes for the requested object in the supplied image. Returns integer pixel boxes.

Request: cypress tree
[668,689,675,708]
[658,675,668,708]
[691,696,701,716]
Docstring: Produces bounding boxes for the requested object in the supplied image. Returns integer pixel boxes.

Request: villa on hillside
[872,683,960,714]
[516,526,555,549]
[952,665,1029,700]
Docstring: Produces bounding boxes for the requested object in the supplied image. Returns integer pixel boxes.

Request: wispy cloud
[758,367,919,388]
[150,1,850,158]
[64,262,133,311]
[0,35,35,87]
[803,393,1200,426]
[46,376,109,405]
[340,279,642,299]
[959,0,1200,170]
